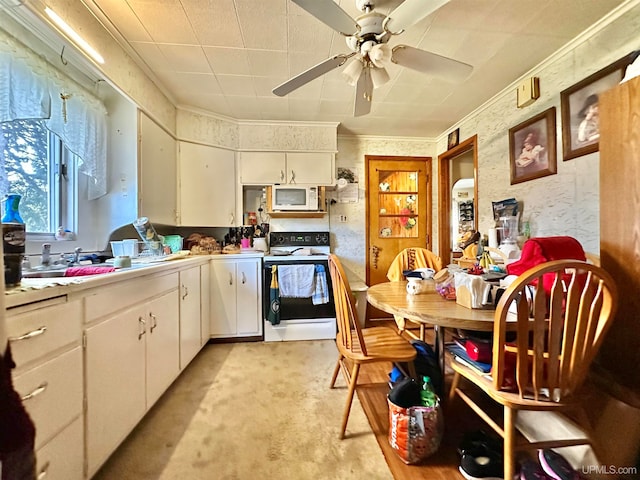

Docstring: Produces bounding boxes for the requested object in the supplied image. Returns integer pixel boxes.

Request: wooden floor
[350,326,498,480]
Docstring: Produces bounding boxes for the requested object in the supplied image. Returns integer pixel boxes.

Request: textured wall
[435,3,640,256]
[332,136,436,282]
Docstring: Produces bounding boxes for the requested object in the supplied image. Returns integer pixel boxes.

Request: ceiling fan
[272,0,473,116]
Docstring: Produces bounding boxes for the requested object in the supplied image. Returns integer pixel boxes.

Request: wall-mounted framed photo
[447,128,459,150]
[560,51,639,161]
[509,107,557,185]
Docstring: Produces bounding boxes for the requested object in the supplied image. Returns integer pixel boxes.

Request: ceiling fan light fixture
[369,43,391,68]
[342,59,364,86]
[370,66,390,88]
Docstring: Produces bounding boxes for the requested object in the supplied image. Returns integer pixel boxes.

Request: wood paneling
[598,74,640,392]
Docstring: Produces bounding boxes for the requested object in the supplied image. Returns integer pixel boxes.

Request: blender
[498,215,520,259]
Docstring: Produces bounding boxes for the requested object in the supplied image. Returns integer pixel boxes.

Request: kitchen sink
[22,269,68,278]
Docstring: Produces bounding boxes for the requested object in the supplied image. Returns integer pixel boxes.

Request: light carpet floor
[93,340,393,480]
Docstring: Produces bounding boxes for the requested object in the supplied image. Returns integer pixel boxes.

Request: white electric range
[262,231,336,342]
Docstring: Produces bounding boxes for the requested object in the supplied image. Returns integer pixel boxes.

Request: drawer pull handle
[149,313,157,332]
[181,284,189,300]
[37,461,50,479]
[138,317,146,340]
[22,382,48,401]
[9,326,47,342]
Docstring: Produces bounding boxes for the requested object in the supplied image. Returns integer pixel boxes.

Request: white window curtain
[0,27,107,199]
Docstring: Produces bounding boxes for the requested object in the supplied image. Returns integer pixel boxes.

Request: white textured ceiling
[85,0,626,137]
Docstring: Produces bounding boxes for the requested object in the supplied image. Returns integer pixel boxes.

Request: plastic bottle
[420,376,437,407]
[2,194,24,223]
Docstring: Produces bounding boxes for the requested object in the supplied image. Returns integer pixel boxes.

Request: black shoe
[459,444,504,480]
[458,429,503,457]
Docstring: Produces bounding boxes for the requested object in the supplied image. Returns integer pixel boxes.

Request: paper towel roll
[488,228,498,248]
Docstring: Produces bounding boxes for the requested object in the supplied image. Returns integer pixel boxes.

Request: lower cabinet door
[236,259,261,336]
[210,260,237,336]
[146,289,180,406]
[85,305,147,477]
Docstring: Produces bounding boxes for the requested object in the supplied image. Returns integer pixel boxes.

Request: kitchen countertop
[5,255,212,309]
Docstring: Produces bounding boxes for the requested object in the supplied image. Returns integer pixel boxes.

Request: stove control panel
[270,231,330,248]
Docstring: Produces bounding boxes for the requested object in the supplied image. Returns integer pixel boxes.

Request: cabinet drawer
[85,272,178,323]
[7,300,82,368]
[13,347,83,450]
[36,416,83,480]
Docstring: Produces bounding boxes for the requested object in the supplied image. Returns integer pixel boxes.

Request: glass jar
[433,268,456,300]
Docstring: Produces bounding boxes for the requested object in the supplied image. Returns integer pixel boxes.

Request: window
[1,119,77,234]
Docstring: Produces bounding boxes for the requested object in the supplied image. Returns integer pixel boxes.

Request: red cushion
[506,236,586,294]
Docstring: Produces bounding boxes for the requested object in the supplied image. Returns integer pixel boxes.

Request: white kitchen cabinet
[239,151,334,185]
[8,298,84,480]
[85,275,180,477]
[139,111,177,225]
[178,141,236,226]
[210,257,262,338]
[179,265,202,369]
[200,262,211,345]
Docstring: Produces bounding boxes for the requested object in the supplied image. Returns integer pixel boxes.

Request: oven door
[263,258,335,321]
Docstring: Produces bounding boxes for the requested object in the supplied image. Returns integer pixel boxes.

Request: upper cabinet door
[285,152,334,185]
[139,112,177,225]
[239,152,286,184]
[178,142,236,226]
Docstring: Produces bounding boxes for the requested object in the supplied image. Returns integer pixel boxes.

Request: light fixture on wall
[45,6,105,64]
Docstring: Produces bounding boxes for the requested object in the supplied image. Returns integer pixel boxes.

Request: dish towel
[278,264,315,298]
[64,266,116,276]
[312,264,329,305]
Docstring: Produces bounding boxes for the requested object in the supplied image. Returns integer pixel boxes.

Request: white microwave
[271,184,319,211]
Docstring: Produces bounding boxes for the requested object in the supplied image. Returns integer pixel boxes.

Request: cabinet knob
[229,273,233,285]
[182,284,189,300]
[290,170,295,183]
[280,170,285,182]
[241,272,246,284]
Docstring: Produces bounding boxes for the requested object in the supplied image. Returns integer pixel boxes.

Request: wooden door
[366,156,432,321]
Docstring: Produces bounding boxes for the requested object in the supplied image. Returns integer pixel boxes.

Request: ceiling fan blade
[391,45,473,82]
[273,54,352,97]
[354,68,373,117]
[292,0,358,36]
[384,0,449,33]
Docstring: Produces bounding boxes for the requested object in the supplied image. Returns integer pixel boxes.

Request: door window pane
[378,170,418,238]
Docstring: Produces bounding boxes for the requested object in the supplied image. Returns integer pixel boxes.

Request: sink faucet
[41,243,51,267]
[71,247,82,266]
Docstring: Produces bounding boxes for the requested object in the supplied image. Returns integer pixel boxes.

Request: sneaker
[459,444,504,480]
[538,450,581,480]
[520,459,554,480]
[458,429,504,457]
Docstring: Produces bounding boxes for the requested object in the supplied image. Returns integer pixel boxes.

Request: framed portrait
[509,107,557,185]
[560,52,639,161]
[447,128,459,150]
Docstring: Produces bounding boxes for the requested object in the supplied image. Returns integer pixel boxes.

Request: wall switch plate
[339,215,347,223]
[516,77,540,108]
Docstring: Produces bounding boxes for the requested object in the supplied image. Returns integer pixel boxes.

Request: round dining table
[366,281,496,372]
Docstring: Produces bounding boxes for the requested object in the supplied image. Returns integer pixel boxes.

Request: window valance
[0,27,107,199]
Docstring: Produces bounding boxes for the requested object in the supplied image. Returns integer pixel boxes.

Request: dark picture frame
[509,107,557,185]
[560,52,638,161]
[447,128,459,150]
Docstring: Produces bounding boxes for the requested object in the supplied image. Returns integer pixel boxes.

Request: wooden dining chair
[386,247,443,341]
[328,254,417,439]
[448,260,618,480]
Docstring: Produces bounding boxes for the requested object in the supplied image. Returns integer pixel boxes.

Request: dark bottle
[2,194,26,287]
